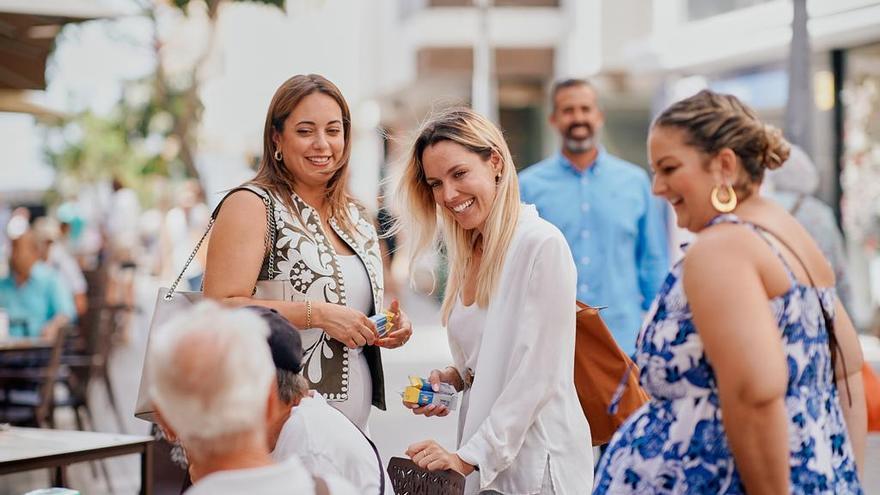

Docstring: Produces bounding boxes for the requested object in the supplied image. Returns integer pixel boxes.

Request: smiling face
[550,84,604,155]
[421,140,501,233]
[271,92,345,190]
[648,125,724,233]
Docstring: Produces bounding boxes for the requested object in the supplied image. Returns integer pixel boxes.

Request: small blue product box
[369,311,394,337]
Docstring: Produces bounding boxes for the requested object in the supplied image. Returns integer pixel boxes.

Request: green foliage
[44,0,287,199]
[43,98,178,203]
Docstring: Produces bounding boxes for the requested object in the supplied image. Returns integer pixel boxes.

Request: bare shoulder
[741,204,836,287]
[684,223,758,269]
[214,189,267,226]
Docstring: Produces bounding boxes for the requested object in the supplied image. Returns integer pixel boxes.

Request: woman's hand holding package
[376,298,413,349]
[314,302,377,349]
[403,367,461,417]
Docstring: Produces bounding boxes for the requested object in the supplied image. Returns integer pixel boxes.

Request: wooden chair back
[386,457,465,495]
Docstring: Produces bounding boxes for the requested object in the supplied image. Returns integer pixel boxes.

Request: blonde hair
[251,74,356,233]
[653,90,791,199]
[395,108,520,322]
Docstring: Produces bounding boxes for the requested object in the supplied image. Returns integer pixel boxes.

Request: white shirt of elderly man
[146,301,357,495]
[272,391,392,494]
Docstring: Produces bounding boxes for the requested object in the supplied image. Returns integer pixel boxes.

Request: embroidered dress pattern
[266,191,383,402]
[594,214,861,494]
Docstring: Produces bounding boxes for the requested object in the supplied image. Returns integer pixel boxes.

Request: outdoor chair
[0,323,70,427]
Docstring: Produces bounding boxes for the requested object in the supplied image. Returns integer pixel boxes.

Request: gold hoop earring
[710,184,737,213]
[274,149,283,162]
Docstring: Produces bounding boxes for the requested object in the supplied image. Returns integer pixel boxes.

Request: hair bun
[762,124,791,170]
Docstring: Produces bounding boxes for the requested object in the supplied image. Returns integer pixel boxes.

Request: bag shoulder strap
[746,221,852,405]
[789,193,807,217]
[344,416,385,495]
[165,184,275,300]
[209,184,270,220]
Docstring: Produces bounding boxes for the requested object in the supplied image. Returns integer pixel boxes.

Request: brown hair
[251,74,355,233]
[653,90,791,197]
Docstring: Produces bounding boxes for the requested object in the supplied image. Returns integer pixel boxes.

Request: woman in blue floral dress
[594,90,866,494]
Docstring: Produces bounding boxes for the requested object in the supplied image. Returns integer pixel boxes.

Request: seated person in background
[249,305,391,495]
[148,301,356,495]
[32,217,89,317]
[0,220,75,340]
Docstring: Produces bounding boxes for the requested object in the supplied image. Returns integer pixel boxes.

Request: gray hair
[276,370,310,404]
[766,145,819,196]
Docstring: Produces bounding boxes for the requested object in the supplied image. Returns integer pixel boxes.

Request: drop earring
[710,184,737,213]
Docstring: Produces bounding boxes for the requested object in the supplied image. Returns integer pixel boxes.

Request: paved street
[2,271,879,494]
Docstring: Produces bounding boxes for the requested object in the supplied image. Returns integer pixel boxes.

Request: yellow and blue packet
[369,311,395,338]
[402,375,459,410]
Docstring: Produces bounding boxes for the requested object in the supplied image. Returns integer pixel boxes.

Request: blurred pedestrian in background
[204,74,412,432]
[32,216,88,317]
[397,107,592,494]
[161,179,210,291]
[594,90,866,494]
[519,78,668,355]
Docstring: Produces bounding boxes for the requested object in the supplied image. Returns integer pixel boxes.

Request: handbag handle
[165,187,276,301]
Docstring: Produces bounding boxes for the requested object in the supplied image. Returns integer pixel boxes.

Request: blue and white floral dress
[593,215,862,494]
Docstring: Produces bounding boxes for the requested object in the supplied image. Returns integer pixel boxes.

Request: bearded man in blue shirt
[519,79,668,355]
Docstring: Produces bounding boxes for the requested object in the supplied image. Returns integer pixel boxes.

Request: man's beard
[563,124,597,154]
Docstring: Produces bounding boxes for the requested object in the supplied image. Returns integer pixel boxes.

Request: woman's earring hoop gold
[710,184,737,213]
[274,149,283,162]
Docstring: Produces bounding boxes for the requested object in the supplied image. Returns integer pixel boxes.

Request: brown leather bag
[573,301,650,446]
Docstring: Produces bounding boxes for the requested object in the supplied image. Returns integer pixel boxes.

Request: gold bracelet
[306,300,312,328]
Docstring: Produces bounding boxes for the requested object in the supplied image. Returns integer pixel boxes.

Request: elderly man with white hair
[148,301,357,495]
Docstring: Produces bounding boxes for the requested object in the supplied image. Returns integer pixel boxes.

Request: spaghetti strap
[728,216,853,407]
[747,226,800,287]
[707,214,799,287]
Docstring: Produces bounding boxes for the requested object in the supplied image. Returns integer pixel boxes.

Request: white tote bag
[134,187,276,422]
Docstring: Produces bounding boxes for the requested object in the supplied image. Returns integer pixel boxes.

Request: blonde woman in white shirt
[396,108,593,494]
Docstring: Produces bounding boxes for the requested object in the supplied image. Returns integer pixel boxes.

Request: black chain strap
[164,218,214,301]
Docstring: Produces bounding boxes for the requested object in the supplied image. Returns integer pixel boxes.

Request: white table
[0,427,153,494]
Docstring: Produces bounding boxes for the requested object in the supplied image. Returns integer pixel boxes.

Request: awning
[0,89,63,120]
[0,0,123,91]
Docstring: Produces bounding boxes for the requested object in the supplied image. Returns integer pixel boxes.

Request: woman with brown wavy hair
[203,74,412,430]
[593,90,865,494]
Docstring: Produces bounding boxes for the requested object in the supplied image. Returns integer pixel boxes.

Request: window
[686,0,778,21]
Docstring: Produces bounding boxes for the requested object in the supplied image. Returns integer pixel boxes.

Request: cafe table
[0,339,51,353]
[0,426,153,494]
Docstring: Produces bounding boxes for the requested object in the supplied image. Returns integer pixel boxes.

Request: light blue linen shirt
[519,150,669,355]
[0,262,76,338]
